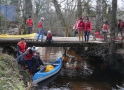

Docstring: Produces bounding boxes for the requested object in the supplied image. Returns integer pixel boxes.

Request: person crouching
[46,30,52,43]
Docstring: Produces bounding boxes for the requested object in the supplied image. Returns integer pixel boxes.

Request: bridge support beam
[2,46,16,58]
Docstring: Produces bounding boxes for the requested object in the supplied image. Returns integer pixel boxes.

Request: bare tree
[109,0,117,62]
[77,0,82,18]
[52,0,68,36]
[25,0,32,18]
[95,0,102,32]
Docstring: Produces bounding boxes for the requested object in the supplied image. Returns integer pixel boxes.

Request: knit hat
[31,46,36,52]
[86,17,89,21]
[21,38,25,40]
[79,16,83,20]
[36,52,40,55]
[40,17,44,21]
[47,30,51,34]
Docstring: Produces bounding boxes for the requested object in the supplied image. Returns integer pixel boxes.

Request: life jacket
[24,49,34,60]
[18,41,26,52]
[47,34,52,40]
[119,22,123,28]
[78,20,85,29]
[26,19,33,26]
[86,22,91,29]
[103,24,108,30]
[38,22,42,28]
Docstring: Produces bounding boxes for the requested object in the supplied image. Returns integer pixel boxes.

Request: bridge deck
[0,36,122,47]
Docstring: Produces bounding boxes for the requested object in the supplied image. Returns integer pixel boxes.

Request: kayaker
[22,46,36,76]
[46,30,52,43]
[16,38,27,57]
[32,52,44,75]
[36,17,44,42]
[26,16,33,34]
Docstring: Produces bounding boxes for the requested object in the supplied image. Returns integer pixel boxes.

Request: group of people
[26,16,52,43]
[16,38,44,76]
[73,16,92,42]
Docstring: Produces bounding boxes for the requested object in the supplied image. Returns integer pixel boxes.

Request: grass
[0,53,31,90]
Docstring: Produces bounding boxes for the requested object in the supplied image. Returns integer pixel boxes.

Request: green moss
[0,53,30,90]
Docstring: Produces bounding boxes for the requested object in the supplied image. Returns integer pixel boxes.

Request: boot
[23,65,28,70]
[29,70,33,76]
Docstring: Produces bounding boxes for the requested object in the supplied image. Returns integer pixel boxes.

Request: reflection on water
[36,47,124,90]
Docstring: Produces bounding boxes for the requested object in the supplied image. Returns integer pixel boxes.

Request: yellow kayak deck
[0,33,36,40]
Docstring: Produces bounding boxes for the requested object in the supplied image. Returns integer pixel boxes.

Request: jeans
[102,32,107,41]
[84,30,90,41]
[25,60,32,71]
[37,29,44,41]
[26,26,32,34]
[116,28,123,37]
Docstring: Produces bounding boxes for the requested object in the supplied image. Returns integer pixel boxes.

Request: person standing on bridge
[77,16,85,41]
[102,21,109,41]
[84,17,92,42]
[116,19,123,37]
[73,19,78,37]
[26,16,33,34]
[36,17,44,42]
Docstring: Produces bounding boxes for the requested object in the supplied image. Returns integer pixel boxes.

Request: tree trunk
[52,0,67,36]
[95,0,102,32]
[25,0,32,18]
[109,0,117,65]
[77,0,82,18]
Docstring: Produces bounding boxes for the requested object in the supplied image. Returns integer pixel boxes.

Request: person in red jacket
[17,38,27,57]
[36,17,44,42]
[84,17,92,42]
[116,19,123,37]
[26,16,33,34]
[46,30,52,43]
[102,21,109,41]
[23,46,36,75]
[77,16,85,41]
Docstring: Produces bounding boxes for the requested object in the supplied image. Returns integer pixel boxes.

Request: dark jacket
[32,55,44,75]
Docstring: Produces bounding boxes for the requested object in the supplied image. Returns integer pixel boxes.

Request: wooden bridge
[0,36,123,58]
[0,36,122,47]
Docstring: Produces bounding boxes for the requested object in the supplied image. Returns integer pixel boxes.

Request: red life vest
[119,22,123,28]
[78,20,85,29]
[86,22,90,29]
[47,34,52,40]
[26,19,33,26]
[38,22,42,28]
[18,41,26,53]
[103,24,108,30]
[24,49,34,60]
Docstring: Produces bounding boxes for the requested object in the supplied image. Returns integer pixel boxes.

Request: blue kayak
[32,57,62,85]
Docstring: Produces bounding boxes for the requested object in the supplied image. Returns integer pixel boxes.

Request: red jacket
[24,49,34,60]
[102,24,108,30]
[18,41,26,53]
[77,20,85,30]
[26,19,33,26]
[85,21,92,31]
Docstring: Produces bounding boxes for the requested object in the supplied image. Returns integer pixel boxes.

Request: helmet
[31,46,36,52]
[47,30,51,34]
[40,17,44,21]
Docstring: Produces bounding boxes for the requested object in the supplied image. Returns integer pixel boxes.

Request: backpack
[27,19,33,26]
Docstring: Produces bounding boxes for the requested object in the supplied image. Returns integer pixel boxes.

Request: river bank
[0,53,31,90]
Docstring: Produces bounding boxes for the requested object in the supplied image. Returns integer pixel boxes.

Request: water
[36,47,124,90]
